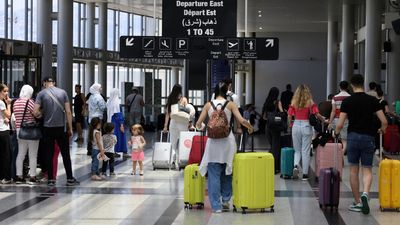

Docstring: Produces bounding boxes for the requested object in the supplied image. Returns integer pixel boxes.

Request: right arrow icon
[265,39,274,48]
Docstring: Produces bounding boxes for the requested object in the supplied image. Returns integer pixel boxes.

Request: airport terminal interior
[1,0,400,224]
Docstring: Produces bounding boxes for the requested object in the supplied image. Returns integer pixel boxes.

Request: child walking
[89,117,106,181]
[128,124,146,176]
[101,123,117,176]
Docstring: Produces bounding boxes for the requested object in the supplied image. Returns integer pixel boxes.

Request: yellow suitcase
[379,159,400,211]
[184,164,205,209]
[232,152,275,214]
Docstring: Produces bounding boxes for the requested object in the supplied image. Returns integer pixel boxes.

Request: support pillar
[245,32,255,105]
[365,0,382,87]
[98,2,108,96]
[327,20,338,96]
[85,2,95,94]
[171,67,179,86]
[235,72,243,106]
[57,0,73,98]
[37,0,52,81]
[387,32,400,108]
[341,1,354,81]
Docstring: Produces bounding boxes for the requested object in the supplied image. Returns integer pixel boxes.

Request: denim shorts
[346,132,375,168]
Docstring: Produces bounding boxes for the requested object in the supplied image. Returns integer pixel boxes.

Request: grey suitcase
[152,132,173,170]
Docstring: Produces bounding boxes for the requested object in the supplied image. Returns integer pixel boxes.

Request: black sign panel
[120,36,279,60]
[162,0,237,37]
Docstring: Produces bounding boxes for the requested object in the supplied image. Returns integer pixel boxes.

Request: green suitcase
[233,152,275,214]
[184,164,205,209]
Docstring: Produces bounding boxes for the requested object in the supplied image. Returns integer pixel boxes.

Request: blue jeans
[91,149,100,175]
[292,120,313,175]
[207,163,232,210]
[347,132,375,167]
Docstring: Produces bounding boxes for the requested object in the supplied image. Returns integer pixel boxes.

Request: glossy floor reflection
[0,132,398,225]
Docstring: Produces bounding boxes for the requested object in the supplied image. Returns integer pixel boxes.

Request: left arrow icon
[126,38,134,46]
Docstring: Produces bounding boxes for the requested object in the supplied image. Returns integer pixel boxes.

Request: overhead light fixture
[258,10,262,13]
[258,14,262,17]
[259,27,263,30]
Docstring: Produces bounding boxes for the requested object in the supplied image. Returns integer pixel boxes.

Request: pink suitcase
[315,143,343,178]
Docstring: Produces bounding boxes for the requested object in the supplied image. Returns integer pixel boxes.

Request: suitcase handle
[238,131,254,152]
[160,131,170,143]
[379,132,383,161]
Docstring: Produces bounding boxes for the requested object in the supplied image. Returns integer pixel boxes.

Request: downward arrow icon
[265,39,274,48]
[126,38,134,46]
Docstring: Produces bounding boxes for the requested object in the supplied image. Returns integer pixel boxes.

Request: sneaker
[213,209,222,213]
[293,166,299,179]
[47,180,56,186]
[66,178,80,186]
[110,172,116,176]
[91,175,103,181]
[131,171,136,175]
[1,179,12,184]
[27,177,37,185]
[302,175,309,181]
[100,174,107,179]
[348,202,362,212]
[222,202,230,211]
[114,153,121,158]
[361,193,370,215]
[15,176,25,184]
[139,171,144,176]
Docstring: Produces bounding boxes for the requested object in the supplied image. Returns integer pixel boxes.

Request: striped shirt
[332,91,351,118]
[13,98,36,129]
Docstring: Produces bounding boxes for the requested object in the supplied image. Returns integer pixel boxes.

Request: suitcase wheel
[189,204,193,209]
[319,204,322,209]
[241,207,247,214]
[270,206,274,213]
[233,206,237,212]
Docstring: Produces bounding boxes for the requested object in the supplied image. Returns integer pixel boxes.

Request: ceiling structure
[78,0,355,33]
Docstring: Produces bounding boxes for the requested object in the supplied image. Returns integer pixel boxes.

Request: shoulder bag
[18,99,42,140]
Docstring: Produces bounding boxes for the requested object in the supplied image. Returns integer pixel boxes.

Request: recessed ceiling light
[258,10,262,13]
[258,14,262,17]
[259,27,263,30]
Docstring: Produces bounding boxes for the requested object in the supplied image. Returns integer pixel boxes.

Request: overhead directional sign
[120,36,279,60]
[162,0,237,37]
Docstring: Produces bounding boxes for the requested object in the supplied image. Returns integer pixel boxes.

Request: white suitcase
[177,130,201,169]
[152,132,172,170]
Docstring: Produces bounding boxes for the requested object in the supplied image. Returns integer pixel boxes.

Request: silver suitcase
[152,132,172,170]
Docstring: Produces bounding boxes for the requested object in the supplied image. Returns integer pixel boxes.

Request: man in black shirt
[335,74,387,215]
[280,84,293,111]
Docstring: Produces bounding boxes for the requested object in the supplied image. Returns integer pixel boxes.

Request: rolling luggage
[152,132,173,170]
[318,138,340,210]
[383,125,400,154]
[177,130,201,169]
[315,142,343,179]
[379,134,400,211]
[232,152,275,214]
[187,133,208,165]
[280,147,294,179]
[280,132,292,148]
[183,164,205,209]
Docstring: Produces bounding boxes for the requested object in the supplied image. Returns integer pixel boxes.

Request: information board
[120,36,279,60]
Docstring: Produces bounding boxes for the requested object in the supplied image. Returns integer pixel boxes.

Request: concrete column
[235,72,243,106]
[365,0,382,87]
[57,0,73,99]
[98,2,108,96]
[341,1,354,82]
[327,20,338,96]
[387,32,400,109]
[85,2,95,94]
[245,32,255,105]
[171,67,179,86]
[37,0,52,80]
[182,60,188,97]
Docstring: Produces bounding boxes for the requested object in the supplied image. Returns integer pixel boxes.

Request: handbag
[18,99,42,140]
[308,106,318,127]
[266,102,286,131]
[170,103,190,122]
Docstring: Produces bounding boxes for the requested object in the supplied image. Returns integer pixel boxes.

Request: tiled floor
[0,131,399,225]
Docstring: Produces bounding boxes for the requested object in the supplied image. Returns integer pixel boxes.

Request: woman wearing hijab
[88,83,106,123]
[12,85,40,184]
[107,88,127,154]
